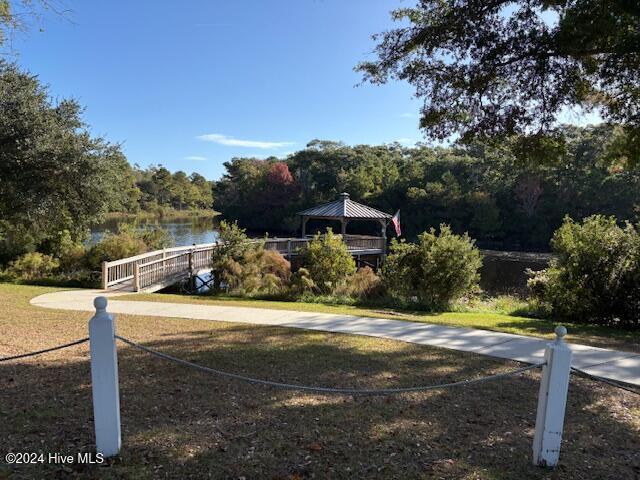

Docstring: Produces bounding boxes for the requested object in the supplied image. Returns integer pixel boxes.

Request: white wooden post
[89,297,121,457]
[101,261,108,290]
[532,326,572,467]
[133,264,141,292]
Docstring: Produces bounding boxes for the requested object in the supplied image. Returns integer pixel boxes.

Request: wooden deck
[102,235,385,293]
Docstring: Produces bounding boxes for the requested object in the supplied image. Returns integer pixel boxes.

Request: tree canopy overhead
[358,1,640,163]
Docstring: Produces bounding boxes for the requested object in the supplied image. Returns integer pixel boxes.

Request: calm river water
[90,217,551,295]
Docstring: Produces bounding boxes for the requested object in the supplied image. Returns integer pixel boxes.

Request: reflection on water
[479,250,552,295]
[90,216,220,246]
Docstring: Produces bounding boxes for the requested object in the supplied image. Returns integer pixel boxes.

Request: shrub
[383,225,482,309]
[528,215,640,328]
[86,232,147,271]
[336,266,384,299]
[85,225,172,271]
[55,230,88,274]
[290,267,316,294]
[210,220,256,291]
[5,252,60,280]
[303,229,356,293]
[231,248,292,296]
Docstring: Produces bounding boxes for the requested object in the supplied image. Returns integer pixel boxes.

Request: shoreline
[103,209,220,222]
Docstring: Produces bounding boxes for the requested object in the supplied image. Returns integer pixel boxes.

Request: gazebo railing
[262,234,384,255]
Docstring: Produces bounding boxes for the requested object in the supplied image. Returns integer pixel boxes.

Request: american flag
[391,210,401,236]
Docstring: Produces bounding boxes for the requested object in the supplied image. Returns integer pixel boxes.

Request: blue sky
[13,0,423,179]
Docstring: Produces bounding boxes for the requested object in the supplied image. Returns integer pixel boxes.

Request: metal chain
[0,338,89,362]
[570,367,640,396]
[116,335,544,396]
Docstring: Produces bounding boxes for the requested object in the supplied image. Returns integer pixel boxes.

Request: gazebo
[298,192,392,240]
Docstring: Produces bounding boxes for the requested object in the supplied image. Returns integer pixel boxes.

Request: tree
[358,1,640,164]
[1,1,66,52]
[0,62,137,261]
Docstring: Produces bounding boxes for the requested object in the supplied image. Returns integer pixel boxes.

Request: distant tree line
[215,128,640,251]
[132,165,214,213]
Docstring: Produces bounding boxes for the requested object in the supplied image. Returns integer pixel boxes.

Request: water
[90,217,552,295]
[90,216,220,246]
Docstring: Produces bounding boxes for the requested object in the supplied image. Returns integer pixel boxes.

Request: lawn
[119,291,640,353]
[2,284,639,479]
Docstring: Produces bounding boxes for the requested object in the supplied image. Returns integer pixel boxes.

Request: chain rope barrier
[0,338,89,362]
[116,335,544,396]
[570,366,640,395]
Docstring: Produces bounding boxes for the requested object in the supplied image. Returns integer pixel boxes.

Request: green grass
[2,283,639,479]
[117,291,640,352]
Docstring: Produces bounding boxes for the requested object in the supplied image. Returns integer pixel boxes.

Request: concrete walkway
[30,289,640,387]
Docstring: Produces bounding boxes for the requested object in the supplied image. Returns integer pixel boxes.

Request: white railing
[263,235,385,256]
[102,235,386,290]
[101,243,217,289]
[134,247,214,291]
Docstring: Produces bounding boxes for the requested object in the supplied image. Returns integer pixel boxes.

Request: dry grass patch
[1,284,639,479]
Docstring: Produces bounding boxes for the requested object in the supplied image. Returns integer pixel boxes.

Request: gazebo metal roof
[297,193,391,220]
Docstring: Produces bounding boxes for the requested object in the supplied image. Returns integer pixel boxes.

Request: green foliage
[4,252,59,280]
[0,63,214,267]
[54,231,88,274]
[135,166,213,212]
[303,229,356,293]
[210,220,255,291]
[528,215,640,328]
[0,62,139,262]
[208,221,291,296]
[86,226,172,271]
[357,1,640,161]
[383,225,482,309]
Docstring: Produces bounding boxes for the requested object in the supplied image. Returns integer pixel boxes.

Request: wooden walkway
[101,235,385,293]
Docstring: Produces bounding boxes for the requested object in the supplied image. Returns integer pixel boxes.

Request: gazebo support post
[301,217,309,237]
[379,219,387,260]
[340,218,349,236]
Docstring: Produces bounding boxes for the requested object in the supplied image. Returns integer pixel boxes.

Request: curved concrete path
[30,289,640,387]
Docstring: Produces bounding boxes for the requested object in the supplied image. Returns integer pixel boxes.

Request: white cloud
[197,133,294,149]
[183,155,207,161]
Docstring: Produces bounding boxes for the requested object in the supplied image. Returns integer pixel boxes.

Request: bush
[290,267,316,294]
[302,229,356,293]
[383,225,482,309]
[86,232,147,271]
[86,225,172,271]
[210,220,256,291]
[528,215,640,328]
[231,248,292,296]
[336,266,384,299]
[5,252,60,280]
[54,230,88,274]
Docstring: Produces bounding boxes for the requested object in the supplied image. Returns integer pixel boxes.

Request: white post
[101,261,108,290]
[133,264,141,292]
[89,297,121,457]
[532,326,572,467]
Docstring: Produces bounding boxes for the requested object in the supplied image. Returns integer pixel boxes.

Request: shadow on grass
[2,324,639,479]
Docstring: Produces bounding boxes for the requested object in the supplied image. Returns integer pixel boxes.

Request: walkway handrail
[101,243,217,289]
